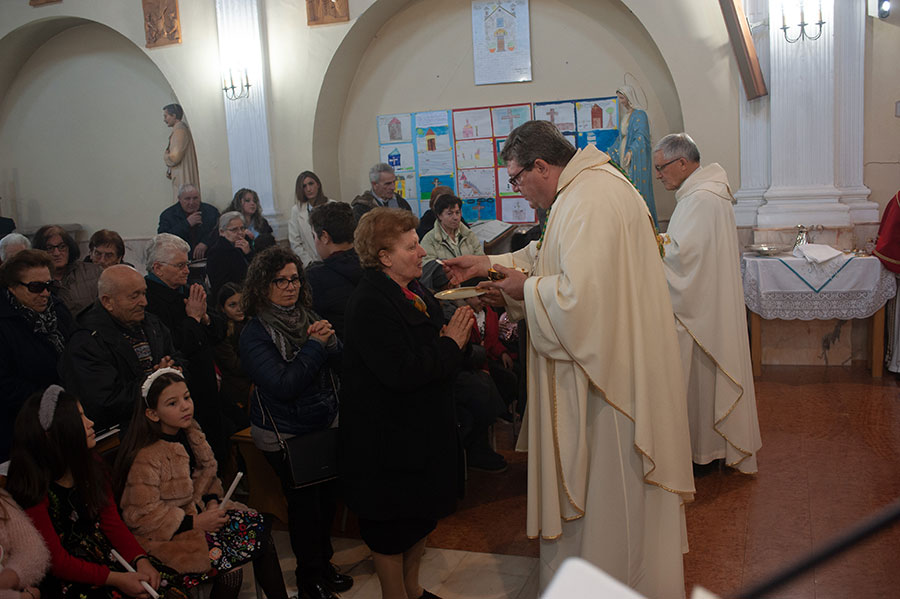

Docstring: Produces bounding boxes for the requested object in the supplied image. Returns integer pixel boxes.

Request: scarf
[258,301,338,361]
[5,289,65,355]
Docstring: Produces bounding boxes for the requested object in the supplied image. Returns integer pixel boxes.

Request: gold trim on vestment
[575,364,695,497]
[674,315,756,470]
[548,360,586,518]
[874,249,900,266]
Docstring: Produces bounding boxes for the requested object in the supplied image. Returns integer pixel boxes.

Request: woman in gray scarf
[239,246,351,599]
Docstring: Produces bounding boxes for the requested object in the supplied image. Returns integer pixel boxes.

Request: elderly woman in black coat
[0,249,74,461]
[341,207,474,599]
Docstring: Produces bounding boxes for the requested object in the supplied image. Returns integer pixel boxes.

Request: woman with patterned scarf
[238,245,351,599]
[0,249,75,462]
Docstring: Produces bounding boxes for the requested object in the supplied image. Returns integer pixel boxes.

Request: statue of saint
[608,85,657,226]
[163,103,200,203]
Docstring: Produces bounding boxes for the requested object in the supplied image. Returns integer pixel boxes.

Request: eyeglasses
[161,261,190,270]
[654,158,682,173]
[225,225,246,233]
[18,280,56,294]
[272,275,302,290]
[45,242,68,253]
[508,165,531,188]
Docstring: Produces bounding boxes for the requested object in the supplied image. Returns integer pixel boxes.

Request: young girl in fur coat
[114,369,288,599]
[0,489,49,599]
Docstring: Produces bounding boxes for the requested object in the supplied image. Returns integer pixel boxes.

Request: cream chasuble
[661,163,761,473]
[492,146,694,597]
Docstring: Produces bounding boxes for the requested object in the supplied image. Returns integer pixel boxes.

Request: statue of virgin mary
[608,85,657,226]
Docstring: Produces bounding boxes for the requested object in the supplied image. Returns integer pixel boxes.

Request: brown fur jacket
[119,421,245,573]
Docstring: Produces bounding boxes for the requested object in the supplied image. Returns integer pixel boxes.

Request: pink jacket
[0,490,50,598]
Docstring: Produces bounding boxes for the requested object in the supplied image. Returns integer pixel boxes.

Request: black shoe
[467,450,508,473]
[300,581,338,599]
[325,564,354,592]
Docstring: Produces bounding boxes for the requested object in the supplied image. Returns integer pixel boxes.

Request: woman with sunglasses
[238,246,351,599]
[0,249,75,462]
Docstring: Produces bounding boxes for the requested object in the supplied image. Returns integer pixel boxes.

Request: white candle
[220,471,243,510]
[110,549,160,599]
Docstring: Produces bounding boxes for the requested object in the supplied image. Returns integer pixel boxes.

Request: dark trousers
[262,448,337,584]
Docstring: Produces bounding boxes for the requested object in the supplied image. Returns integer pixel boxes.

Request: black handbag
[255,372,340,489]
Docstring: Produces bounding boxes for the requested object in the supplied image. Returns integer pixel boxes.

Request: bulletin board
[377,94,619,224]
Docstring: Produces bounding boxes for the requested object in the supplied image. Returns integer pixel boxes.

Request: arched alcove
[0,20,180,238]
[313,0,687,218]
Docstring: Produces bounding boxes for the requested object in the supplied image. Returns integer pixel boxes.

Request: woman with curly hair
[238,246,351,599]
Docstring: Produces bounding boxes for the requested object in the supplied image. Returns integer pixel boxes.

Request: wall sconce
[781,1,825,43]
[223,68,251,100]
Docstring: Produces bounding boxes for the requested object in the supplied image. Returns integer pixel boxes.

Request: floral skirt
[178,509,269,586]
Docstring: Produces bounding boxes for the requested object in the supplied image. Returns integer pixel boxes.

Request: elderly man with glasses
[653,132,762,475]
[351,163,413,223]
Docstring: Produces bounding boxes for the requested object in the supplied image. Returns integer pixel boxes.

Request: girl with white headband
[114,369,288,599]
[6,385,190,598]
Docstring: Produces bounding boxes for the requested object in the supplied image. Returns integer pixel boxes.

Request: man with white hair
[144,232,227,462]
[0,232,30,263]
[351,163,412,223]
[654,132,762,473]
[61,264,180,430]
[157,183,220,259]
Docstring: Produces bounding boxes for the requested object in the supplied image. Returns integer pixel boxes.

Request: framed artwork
[142,0,181,48]
[307,0,349,25]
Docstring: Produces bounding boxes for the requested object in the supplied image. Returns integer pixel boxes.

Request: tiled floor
[240,365,900,598]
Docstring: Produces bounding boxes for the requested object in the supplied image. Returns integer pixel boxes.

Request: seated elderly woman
[0,232,30,263]
[341,207,474,599]
[206,211,252,298]
[0,249,75,462]
[144,233,227,465]
[86,229,127,269]
[229,188,276,251]
[32,225,103,315]
[238,245,351,599]
[420,194,484,264]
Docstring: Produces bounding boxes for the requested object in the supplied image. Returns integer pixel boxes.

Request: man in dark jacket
[157,183,220,259]
[60,265,179,431]
[144,233,227,464]
[306,202,363,340]
[350,163,412,223]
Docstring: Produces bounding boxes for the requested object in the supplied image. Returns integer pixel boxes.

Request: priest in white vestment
[653,133,762,473]
[444,121,695,599]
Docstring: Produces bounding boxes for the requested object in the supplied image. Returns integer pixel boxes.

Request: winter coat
[119,422,243,573]
[350,190,412,223]
[340,269,465,521]
[205,235,250,299]
[0,293,73,461]
[60,302,178,430]
[421,220,484,264]
[306,248,364,339]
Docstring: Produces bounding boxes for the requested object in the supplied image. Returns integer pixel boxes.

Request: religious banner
[307,0,349,25]
[471,0,533,85]
[142,0,181,48]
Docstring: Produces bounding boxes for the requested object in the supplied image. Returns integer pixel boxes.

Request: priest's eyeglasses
[272,275,302,290]
[654,158,682,172]
[508,165,531,188]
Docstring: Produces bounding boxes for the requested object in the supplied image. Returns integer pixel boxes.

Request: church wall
[864,13,900,213]
[332,0,686,220]
[0,1,231,240]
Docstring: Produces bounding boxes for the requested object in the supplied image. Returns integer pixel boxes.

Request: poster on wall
[471,0,532,85]
[501,197,535,223]
[457,169,496,200]
[453,108,493,140]
[534,101,577,133]
[395,172,419,215]
[377,113,413,144]
[413,110,455,199]
[574,96,618,151]
[379,144,416,173]
[491,103,531,137]
[455,139,496,170]
[462,198,497,222]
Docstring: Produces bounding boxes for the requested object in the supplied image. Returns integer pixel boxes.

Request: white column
[834,0,877,223]
[734,0,771,227]
[757,0,850,227]
[214,0,276,220]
